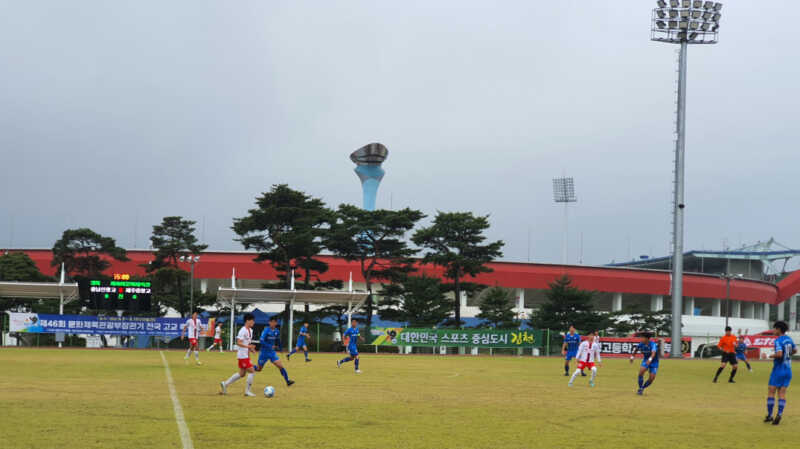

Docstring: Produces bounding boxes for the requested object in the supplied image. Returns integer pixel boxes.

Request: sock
[194,351,199,360]
[638,375,644,388]
[246,373,254,391]
[564,363,569,375]
[746,362,752,370]
[569,369,580,384]
[714,367,723,380]
[185,348,192,358]
[340,357,352,364]
[729,369,737,381]
[767,397,775,416]
[643,379,652,390]
[778,399,786,416]
[279,367,289,382]
[590,367,597,382]
[289,348,297,356]
[355,358,360,371]
[304,350,308,360]
[224,373,241,386]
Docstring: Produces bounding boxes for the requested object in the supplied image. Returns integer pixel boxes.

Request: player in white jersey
[181,311,206,365]
[219,313,257,397]
[568,333,602,388]
[207,322,224,352]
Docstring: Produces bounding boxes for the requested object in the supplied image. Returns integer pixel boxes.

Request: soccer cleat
[589,380,595,388]
[244,390,256,397]
[568,382,573,387]
[219,381,227,395]
[564,372,568,376]
[728,379,735,383]
[286,353,291,361]
[637,389,643,395]
[337,360,342,368]
[712,379,718,383]
[764,415,773,423]
[305,358,311,362]
[772,415,782,426]
[355,370,362,374]
[580,372,587,377]
[287,380,295,387]
[748,367,753,372]
[196,361,203,366]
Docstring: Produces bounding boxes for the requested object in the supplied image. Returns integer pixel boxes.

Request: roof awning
[216,287,369,306]
[0,281,79,300]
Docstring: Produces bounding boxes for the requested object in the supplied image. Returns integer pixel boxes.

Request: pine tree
[477,287,518,328]
[529,275,609,333]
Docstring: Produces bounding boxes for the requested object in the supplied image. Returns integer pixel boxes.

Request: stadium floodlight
[669,9,678,18]
[657,10,666,19]
[650,0,722,357]
[693,0,702,7]
[657,0,667,7]
[656,20,667,29]
[670,0,679,7]
[553,177,577,265]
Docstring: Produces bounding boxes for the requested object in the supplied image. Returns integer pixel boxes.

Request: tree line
[0,184,670,336]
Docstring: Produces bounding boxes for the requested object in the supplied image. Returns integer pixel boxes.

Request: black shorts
[721,352,738,365]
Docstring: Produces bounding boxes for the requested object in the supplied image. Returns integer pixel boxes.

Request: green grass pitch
[0,348,793,448]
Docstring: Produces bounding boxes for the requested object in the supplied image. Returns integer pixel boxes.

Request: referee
[714,326,739,383]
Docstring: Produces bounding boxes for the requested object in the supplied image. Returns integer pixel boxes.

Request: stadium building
[14,245,800,346]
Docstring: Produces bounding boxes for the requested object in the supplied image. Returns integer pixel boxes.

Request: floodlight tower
[350,143,388,211]
[553,177,577,265]
[651,0,722,357]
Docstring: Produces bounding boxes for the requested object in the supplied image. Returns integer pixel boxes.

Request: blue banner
[9,312,185,337]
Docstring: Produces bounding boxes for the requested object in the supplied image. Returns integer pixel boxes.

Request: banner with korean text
[8,312,184,337]
[369,327,542,348]
[593,337,692,358]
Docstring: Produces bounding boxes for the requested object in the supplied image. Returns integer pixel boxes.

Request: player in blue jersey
[630,332,660,395]
[764,321,796,426]
[337,318,364,373]
[562,325,584,377]
[254,316,294,387]
[287,321,311,362]
[735,335,753,372]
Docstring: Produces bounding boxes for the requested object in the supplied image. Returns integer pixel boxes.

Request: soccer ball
[263,386,275,398]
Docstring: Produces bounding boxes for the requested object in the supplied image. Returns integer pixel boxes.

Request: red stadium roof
[12,249,796,305]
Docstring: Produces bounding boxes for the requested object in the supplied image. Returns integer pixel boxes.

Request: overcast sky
[1,1,798,269]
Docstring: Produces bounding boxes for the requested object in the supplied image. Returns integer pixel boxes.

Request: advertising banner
[9,313,185,337]
[591,337,692,358]
[740,335,777,348]
[369,327,542,348]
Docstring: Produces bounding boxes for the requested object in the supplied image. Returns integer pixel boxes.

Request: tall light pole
[721,272,743,328]
[180,255,200,314]
[651,0,722,357]
[553,177,577,265]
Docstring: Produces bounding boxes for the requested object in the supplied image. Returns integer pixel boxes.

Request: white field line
[160,351,195,449]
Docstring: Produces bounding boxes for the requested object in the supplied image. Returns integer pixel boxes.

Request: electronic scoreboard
[89,273,152,311]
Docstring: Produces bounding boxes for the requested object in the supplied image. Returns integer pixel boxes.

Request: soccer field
[0,348,792,449]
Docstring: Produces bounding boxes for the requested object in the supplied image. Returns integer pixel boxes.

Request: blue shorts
[296,338,306,349]
[641,361,659,375]
[735,353,747,361]
[565,350,577,361]
[258,351,279,366]
[769,369,792,388]
[348,345,358,357]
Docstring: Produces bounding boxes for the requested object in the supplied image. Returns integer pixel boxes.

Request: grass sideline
[0,348,793,449]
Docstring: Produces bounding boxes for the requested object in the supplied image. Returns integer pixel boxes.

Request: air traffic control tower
[350,143,388,211]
